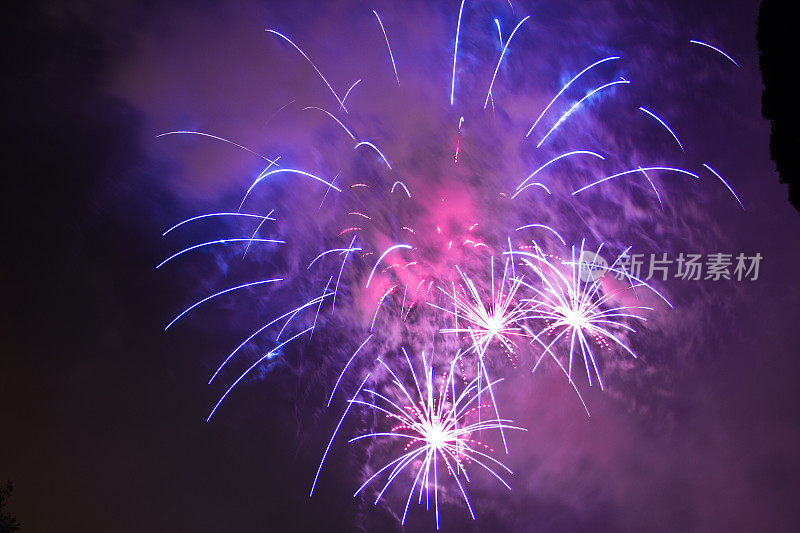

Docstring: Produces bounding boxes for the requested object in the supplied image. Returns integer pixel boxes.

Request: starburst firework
[517,242,672,389]
[313,350,524,529]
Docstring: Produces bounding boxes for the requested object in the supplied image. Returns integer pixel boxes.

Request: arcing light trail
[208,293,333,385]
[525,56,621,137]
[637,166,665,210]
[572,166,700,195]
[510,181,551,200]
[515,150,606,192]
[158,3,744,527]
[354,141,393,169]
[450,0,465,106]
[703,163,745,210]
[156,238,285,269]
[366,244,412,288]
[483,15,530,109]
[373,10,400,86]
[207,326,316,422]
[156,131,281,166]
[303,106,357,140]
[391,181,412,197]
[515,223,566,245]
[639,106,685,152]
[265,29,348,112]
[535,78,630,148]
[342,79,362,105]
[162,212,276,237]
[240,168,342,208]
[689,39,740,68]
[164,278,283,331]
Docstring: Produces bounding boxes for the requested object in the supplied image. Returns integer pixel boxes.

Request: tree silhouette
[0,481,20,533]
[758,0,800,213]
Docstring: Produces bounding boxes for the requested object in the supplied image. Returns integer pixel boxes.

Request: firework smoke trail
[313,350,524,529]
[153,1,745,527]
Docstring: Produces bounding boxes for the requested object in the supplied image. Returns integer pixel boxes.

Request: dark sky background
[2,0,799,532]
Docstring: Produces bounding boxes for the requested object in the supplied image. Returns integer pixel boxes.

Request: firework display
[156,2,745,528]
[312,350,523,528]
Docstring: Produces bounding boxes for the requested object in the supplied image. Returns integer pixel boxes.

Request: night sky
[2,1,799,532]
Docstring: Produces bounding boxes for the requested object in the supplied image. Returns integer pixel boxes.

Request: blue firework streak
[155,1,743,527]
